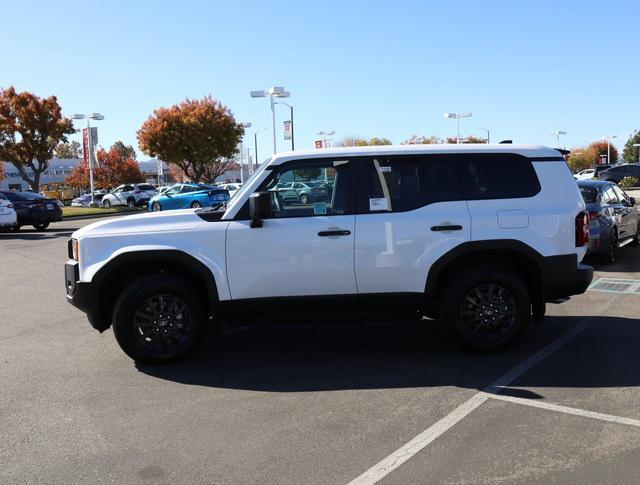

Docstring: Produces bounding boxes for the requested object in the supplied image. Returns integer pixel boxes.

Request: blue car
[148,183,230,211]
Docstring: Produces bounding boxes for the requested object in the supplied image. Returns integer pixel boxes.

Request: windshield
[223,160,271,216]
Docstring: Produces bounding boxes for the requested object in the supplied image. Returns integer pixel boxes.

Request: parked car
[1,190,63,231]
[148,183,230,211]
[597,163,640,184]
[574,168,595,180]
[71,192,106,207]
[216,183,242,198]
[275,181,330,205]
[66,144,593,363]
[577,180,639,263]
[0,192,18,231]
[593,164,612,178]
[101,183,157,208]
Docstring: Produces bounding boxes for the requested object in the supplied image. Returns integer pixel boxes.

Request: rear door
[354,154,470,294]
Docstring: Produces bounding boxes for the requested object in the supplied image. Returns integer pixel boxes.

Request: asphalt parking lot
[1,219,640,484]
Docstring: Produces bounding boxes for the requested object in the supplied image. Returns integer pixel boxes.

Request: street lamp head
[241,122,252,128]
[72,114,85,120]
[444,113,456,119]
[273,91,290,99]
[250,90,267,98]
[89,113,104,120]
[461,112,472,118]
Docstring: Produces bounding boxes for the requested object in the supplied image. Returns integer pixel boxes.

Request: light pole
[275,101,294,150]
[444,112,472,144]
[633,143,640,163]
[253,128,266,171]
[476,126,490,144]
[550,130,567,148]
[602,135,617,164]
[72,113,104,207]
[238,122,252,183]
[316,130,335,148]
[250,86,291,154]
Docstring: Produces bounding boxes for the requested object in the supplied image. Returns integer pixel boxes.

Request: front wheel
[103,199,111,208]
[439,266,530,353]
[151,202,162,212]
[33,222,49,231]
[112,274,206,363]
[127,198,136,208]
[191,201,202,208]
[299,194,309,204]
[631,223,640,246]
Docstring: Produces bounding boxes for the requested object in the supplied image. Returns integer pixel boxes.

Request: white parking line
[348,303,617,485]
[483,392,640,428]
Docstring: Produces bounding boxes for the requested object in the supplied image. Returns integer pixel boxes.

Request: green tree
[402,135,441,144]
[137,96,244,183]
[338,136,392,146]
[0,86,75,191]
[54,140,81,159]
[110,141,136,161]
[622,130,640,163]
[567,148,591,172]
[369,137,392,146]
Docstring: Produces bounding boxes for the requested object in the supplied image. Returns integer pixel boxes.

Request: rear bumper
[65,260,109,332]
[542,254,593,301]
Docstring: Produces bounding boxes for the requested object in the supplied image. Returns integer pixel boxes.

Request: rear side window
[458,154,541,200]
[359,155,460,213]
[579,186,598,203]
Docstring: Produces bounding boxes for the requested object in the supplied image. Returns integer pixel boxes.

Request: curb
[62,210,145,221]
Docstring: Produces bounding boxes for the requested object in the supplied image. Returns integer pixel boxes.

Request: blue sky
[3,0,639,161]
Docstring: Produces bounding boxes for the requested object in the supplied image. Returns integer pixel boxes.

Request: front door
[226,158,358,300]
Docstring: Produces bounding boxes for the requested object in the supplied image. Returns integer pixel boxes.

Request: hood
[72,209,203,239]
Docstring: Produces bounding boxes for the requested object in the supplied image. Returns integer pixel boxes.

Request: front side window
[359,155,460,213]
[602,186,618,205]
[258,159,355,218]
[612,185,630,205]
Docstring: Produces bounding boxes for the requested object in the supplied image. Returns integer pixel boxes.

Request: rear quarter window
[458,154,541,200]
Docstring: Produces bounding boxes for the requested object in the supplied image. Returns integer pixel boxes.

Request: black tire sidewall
[112,274,206,363]
[440,267,530,353]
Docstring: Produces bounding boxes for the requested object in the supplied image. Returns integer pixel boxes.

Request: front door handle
[318,230,351,237]
[431,225,463,232]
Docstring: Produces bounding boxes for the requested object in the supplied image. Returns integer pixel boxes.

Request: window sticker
[378,166,392,173]
[369,197,389,212]
[313,202,328,215]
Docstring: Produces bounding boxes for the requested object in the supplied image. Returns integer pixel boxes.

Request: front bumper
[542,254,593,301]
[65,260,109,332]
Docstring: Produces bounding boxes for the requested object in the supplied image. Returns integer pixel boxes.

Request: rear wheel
[191,201,202,208]
[33,222,49,231]
[439,266,530,352]
[103,199,111,208]
[9,225,20,232]
[112,274,206,363]
[299,194,309,204]
[127,198,136,208]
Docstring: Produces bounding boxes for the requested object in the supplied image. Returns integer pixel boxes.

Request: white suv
[101,184,157,208]
[0,192,17,230]
[65,145,593,363]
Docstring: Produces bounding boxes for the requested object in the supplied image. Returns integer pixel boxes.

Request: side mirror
[249,192,271,228]
[629,197,636,207]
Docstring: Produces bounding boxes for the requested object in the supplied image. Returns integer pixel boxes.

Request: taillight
[575,211,589,246]
[588,210,602,220]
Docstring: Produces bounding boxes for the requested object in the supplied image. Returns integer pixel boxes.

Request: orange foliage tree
[137,96,244,183]
[65,145,144,191]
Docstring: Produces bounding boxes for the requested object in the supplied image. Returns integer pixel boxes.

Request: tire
[601,229,618,264]
[191,201,202,209]
[9,225,20,232]
[127,198,136,208]
[33,222,49,231]
[439,266,531,353]
[631,223,640,246]
[112,274,206,364]
[151,202,162,212]
[299,194,309,204]
[103,199,111,208]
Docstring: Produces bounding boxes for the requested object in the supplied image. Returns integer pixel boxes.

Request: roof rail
[498,140,512,144]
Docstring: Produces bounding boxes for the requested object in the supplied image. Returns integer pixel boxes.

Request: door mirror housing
[249,192,271,228]
[629,196,636,206]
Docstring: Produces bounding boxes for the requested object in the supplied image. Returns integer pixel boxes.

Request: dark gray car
[577,180,640,263]
[597,163,640,183]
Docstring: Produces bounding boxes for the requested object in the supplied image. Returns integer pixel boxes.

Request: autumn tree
[584,140,619,166]
[402,135,441,144]
[95,147,144,188]
[622,130,640,163]
[65,160,90,189]
[137,96,244,183]
[566,148,591,172]
[54,140,81,159]
[0,86,75,191]
[445,135,487,144]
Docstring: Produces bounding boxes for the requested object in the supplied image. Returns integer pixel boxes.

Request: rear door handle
[318,230,351,237]
[431,225,463,232]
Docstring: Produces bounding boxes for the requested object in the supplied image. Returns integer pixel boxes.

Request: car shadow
[586,244,640,274]
[136,315,640,394]
[0,227,75,240]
